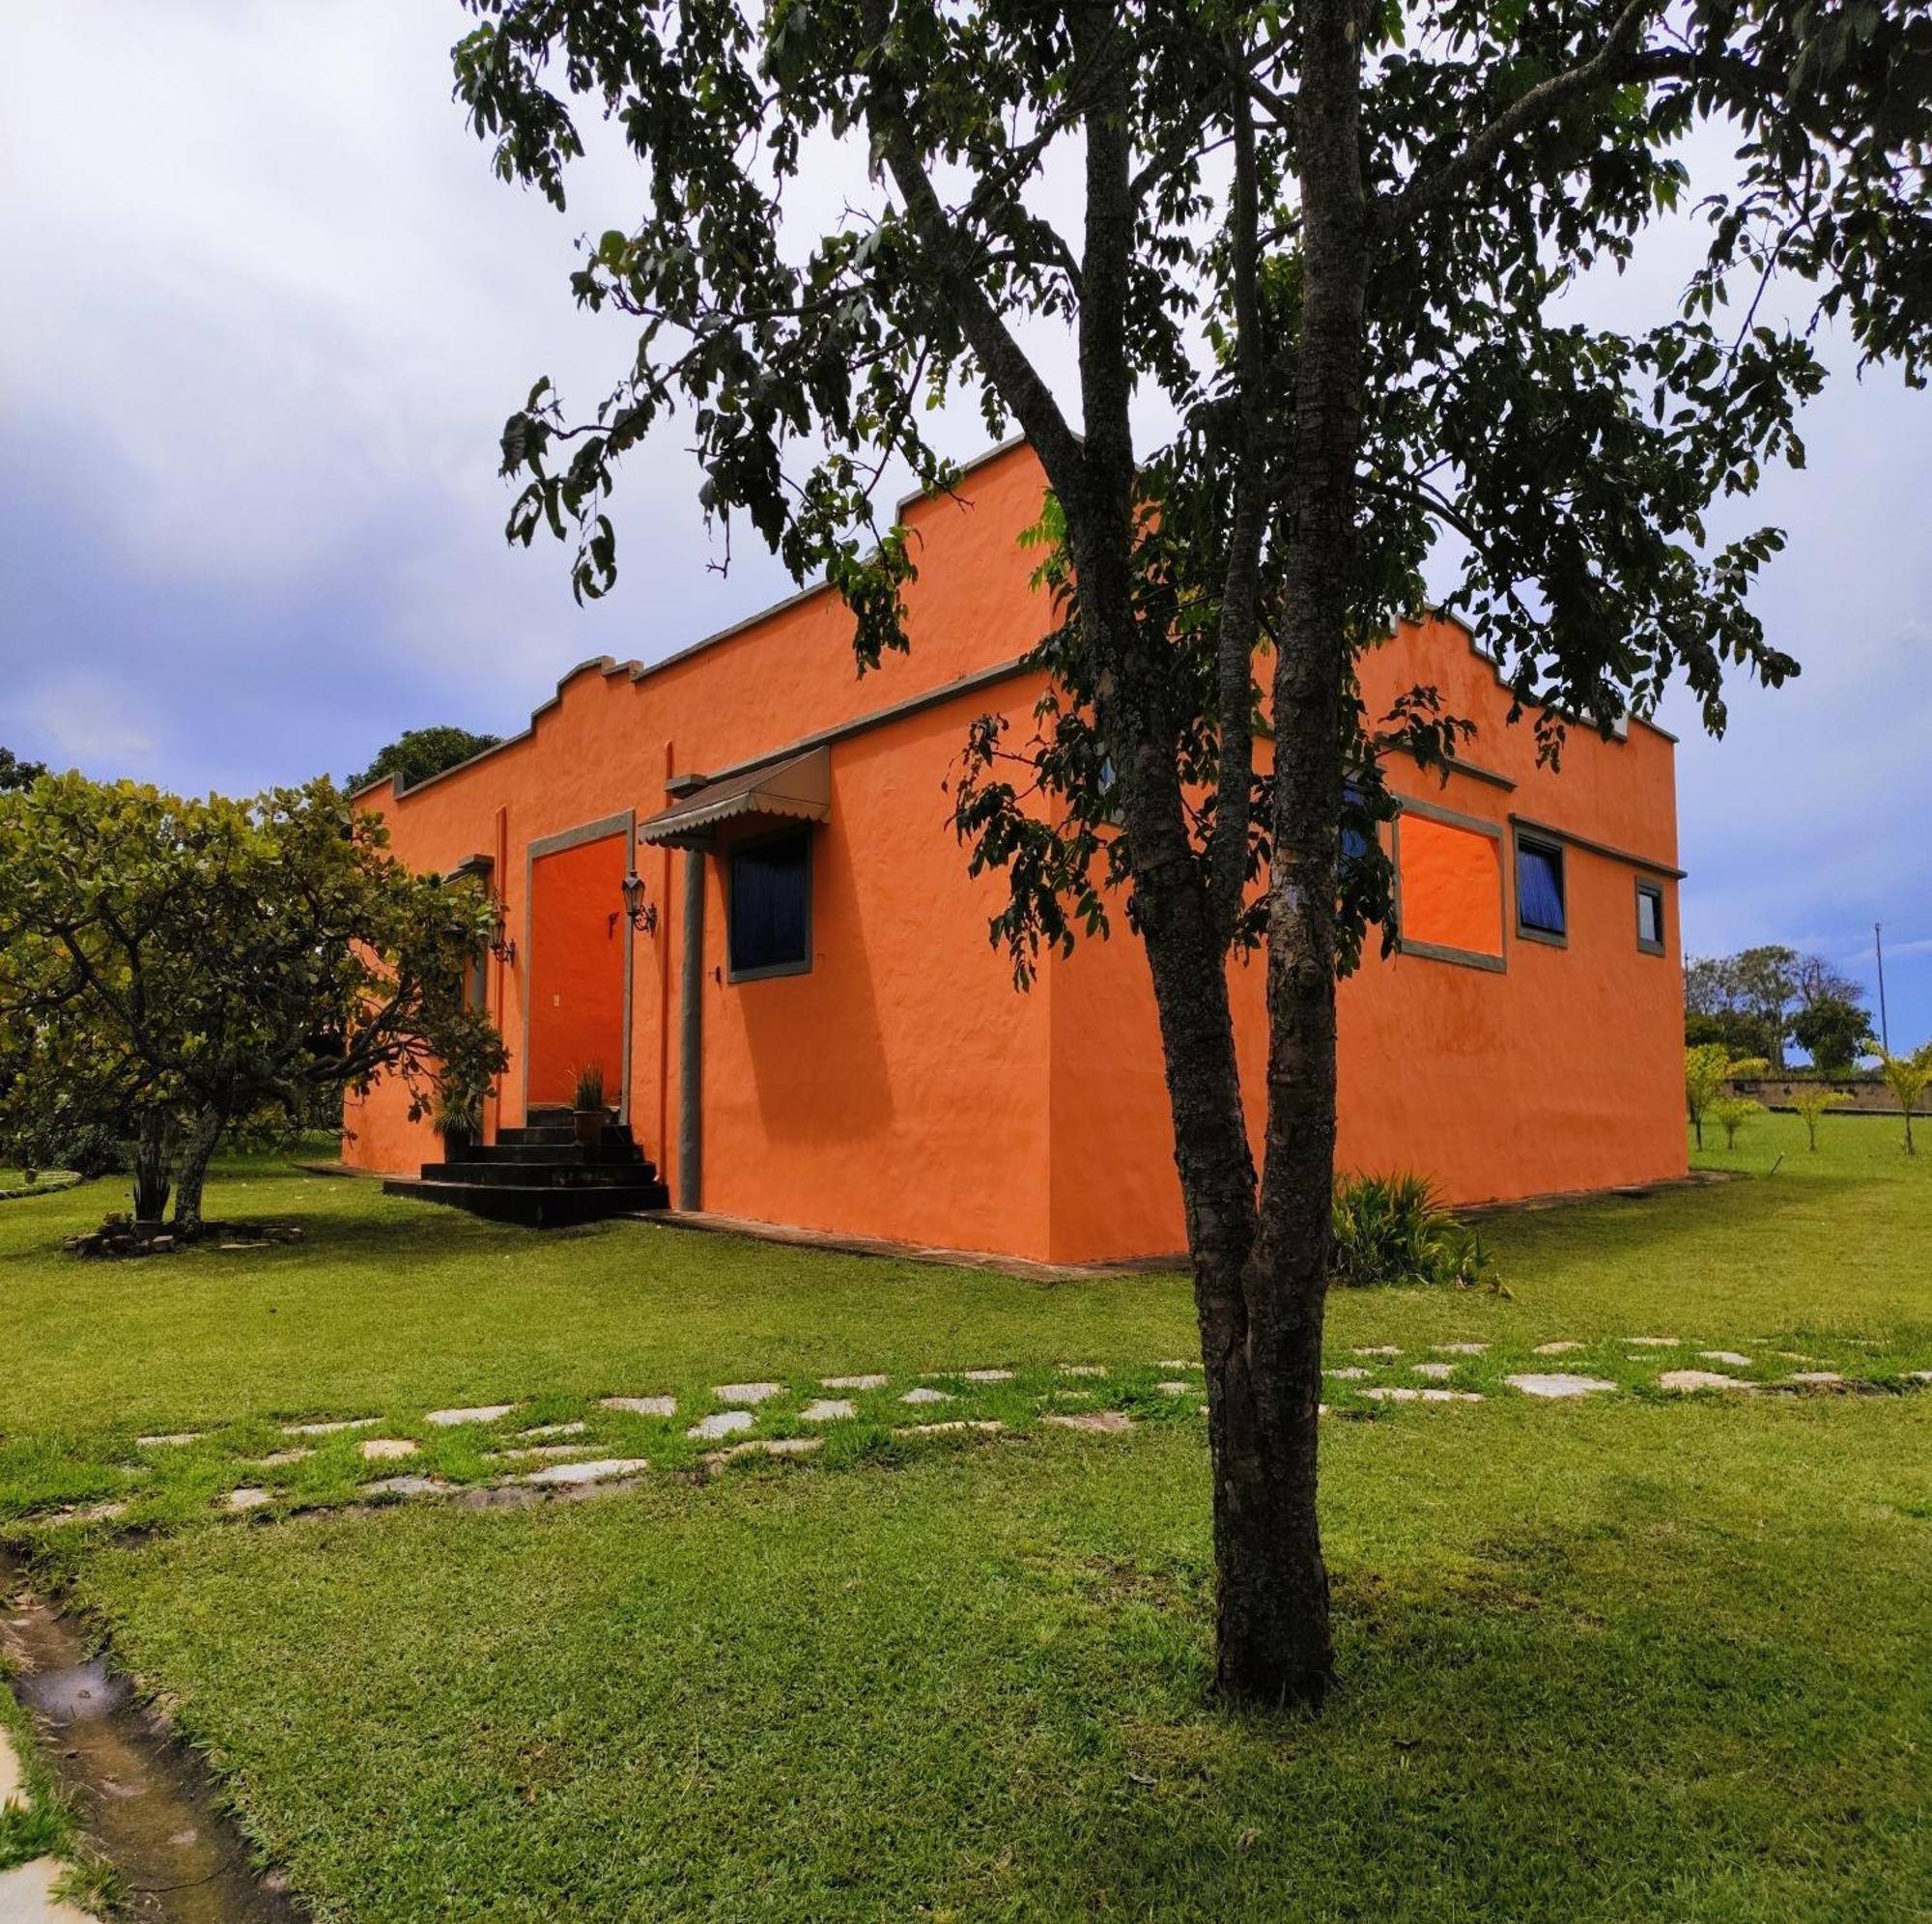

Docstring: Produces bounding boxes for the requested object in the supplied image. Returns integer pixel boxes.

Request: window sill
[1516,923,1569,948]
[1399,939,1507,975]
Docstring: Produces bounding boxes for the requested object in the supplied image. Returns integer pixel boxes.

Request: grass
[1,1112,1927,1917]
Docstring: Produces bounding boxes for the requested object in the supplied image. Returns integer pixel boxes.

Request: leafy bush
[1707,1093,1763,1148]
[1330,1173,1499,1290]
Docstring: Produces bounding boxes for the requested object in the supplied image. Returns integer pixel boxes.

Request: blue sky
[2,3,1927,1050]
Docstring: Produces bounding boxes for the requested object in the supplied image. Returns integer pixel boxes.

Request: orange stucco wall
[344,440,1687,1262]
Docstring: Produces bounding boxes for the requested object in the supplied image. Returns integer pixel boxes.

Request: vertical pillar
[677,843,705,1210]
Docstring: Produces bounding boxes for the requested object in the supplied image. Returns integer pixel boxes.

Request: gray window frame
[1513,829,1570,948]
[1391,796,1509,975]
[1634,877,1666,956]
[725,825,815,983]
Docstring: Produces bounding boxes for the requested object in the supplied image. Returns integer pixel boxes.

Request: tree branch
[1386,0,1662,229]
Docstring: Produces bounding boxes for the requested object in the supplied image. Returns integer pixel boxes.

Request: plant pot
[573,1107,606,1147]
[440,1125,476,1156]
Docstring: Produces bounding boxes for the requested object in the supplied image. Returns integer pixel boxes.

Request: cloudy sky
[2,3,1927,1048]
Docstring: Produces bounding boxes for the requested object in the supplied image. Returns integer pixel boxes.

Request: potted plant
[572,1062,608,1146]
[434,1087,482,1156]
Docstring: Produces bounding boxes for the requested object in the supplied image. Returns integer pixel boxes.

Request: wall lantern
[620,867,660,936]
[488,904,517,967]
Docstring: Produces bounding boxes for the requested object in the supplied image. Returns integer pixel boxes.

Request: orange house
[344,440,1687,1261]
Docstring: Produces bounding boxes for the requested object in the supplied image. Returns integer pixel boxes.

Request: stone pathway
[19,1339,1928,1541]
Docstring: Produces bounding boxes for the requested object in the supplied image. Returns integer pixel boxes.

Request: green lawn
[2,1114,1928,1917]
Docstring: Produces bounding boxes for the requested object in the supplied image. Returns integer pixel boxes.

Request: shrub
[1330,1172,1499,1290]
[1873,1046,1932,1156]
[1707,1094,1763,1148]
[572,1062,607,1112]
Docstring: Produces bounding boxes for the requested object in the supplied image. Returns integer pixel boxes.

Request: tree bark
[170,1107,224,1234]
[130,1109,175,1225]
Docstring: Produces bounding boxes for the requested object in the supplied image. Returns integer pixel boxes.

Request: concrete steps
[384,1111,668,1228]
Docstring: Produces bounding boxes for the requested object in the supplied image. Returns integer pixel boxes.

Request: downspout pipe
[677,843,705,1210]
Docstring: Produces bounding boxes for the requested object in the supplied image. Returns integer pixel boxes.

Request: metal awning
[635,746,831,850]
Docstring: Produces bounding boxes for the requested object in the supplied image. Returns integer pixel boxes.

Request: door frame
[521,810,638,1123]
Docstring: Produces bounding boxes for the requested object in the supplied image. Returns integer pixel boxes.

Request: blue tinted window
[729,832,810,976]
[1516,837,1566,936]
[1341,780,1370,871]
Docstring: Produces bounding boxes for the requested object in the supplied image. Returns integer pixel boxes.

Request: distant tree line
[1685,945,1876,1074]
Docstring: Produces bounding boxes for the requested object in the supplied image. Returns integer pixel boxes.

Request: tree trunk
[130,1110,175,1225]
[1200,0,1373,1707]
[170,1108,224,1234]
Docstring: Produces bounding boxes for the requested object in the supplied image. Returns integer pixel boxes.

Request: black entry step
[385,1111,669,1229]
[383,1176,668,1228]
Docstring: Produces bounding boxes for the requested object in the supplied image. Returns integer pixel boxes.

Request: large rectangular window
[1515,833,1567,943]
[1396,807,1504,969]
[728,830,812,979]
[1635,879,1665,955]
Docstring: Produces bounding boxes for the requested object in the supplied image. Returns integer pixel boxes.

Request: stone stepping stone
[1623,1337,1681,1347]
[47,1499,130,1526]
[1324,1367,1369,1381]
[0,1723,23,1807]
[522,1420,589,1439]
[225,1486,272,1512]
[1353,1345,1401,1357]
[1698,1351,1752,1368]
[425,1404,518,1428]
[713,1382,783,1405]
[957,1369,1014,1383]
[1776,1351,1819,1364]
[703,1437,822,1469]
[1154,1358,1200,1371]
[899,1386,952,1405]
[1154,1381,1193,1395]
[365,1475,447,1499]
[800,1399,856,1422]
[136,1432,202,1448]
[1057,1364,1107,1377]
[1533,1341,1583,1356]
[1363,1386,1482,1403]
[822,1373,888,1390]
[1434,1343,1489,1355]
[600,1397,675,1418]
[1411,1362,1456,1381]
[283,1417,378,1437]
[244,1449,312,1469]
[493,1444,593,1461]
[1660,1371,1754,1393]
[903,1420,1005,1437]
[359,1438,418,1460]
[1506,1373,1617,1399]
[1785,1372,1844,1387]
[688,1410,754,1440]
[1042,1410,1133,1433]
[1911,1371,1932,1383]
[518,1457,648,1486]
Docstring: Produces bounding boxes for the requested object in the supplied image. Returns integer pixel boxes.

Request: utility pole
[1874,921,1890,1055]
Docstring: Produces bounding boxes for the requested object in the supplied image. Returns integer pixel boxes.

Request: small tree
[1708,1094,1763,1150]
[1873,1046,1932,1156]
[1685,1045,1768,1151]
[0,775,508,1230]
[1788,1085,1851,1151]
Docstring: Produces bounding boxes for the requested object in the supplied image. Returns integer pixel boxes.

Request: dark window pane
[1341,779,1370,871]
[1637,884,1663,948]
[1517,839,1566,935]
[730,833,810,975]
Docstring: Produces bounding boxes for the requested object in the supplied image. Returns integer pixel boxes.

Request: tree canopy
[450,0,1932,1707]
[0,775,507,1228]
[347,724,503,795]
[1687,945,1874,1064]
[0,747,48,793]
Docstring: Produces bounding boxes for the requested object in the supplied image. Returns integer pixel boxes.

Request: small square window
[728,830,811,979]
[1635,880,1665,954]
[1516,835,1567,941]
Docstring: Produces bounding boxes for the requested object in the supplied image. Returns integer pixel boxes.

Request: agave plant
[1329,1172,1500,1292]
